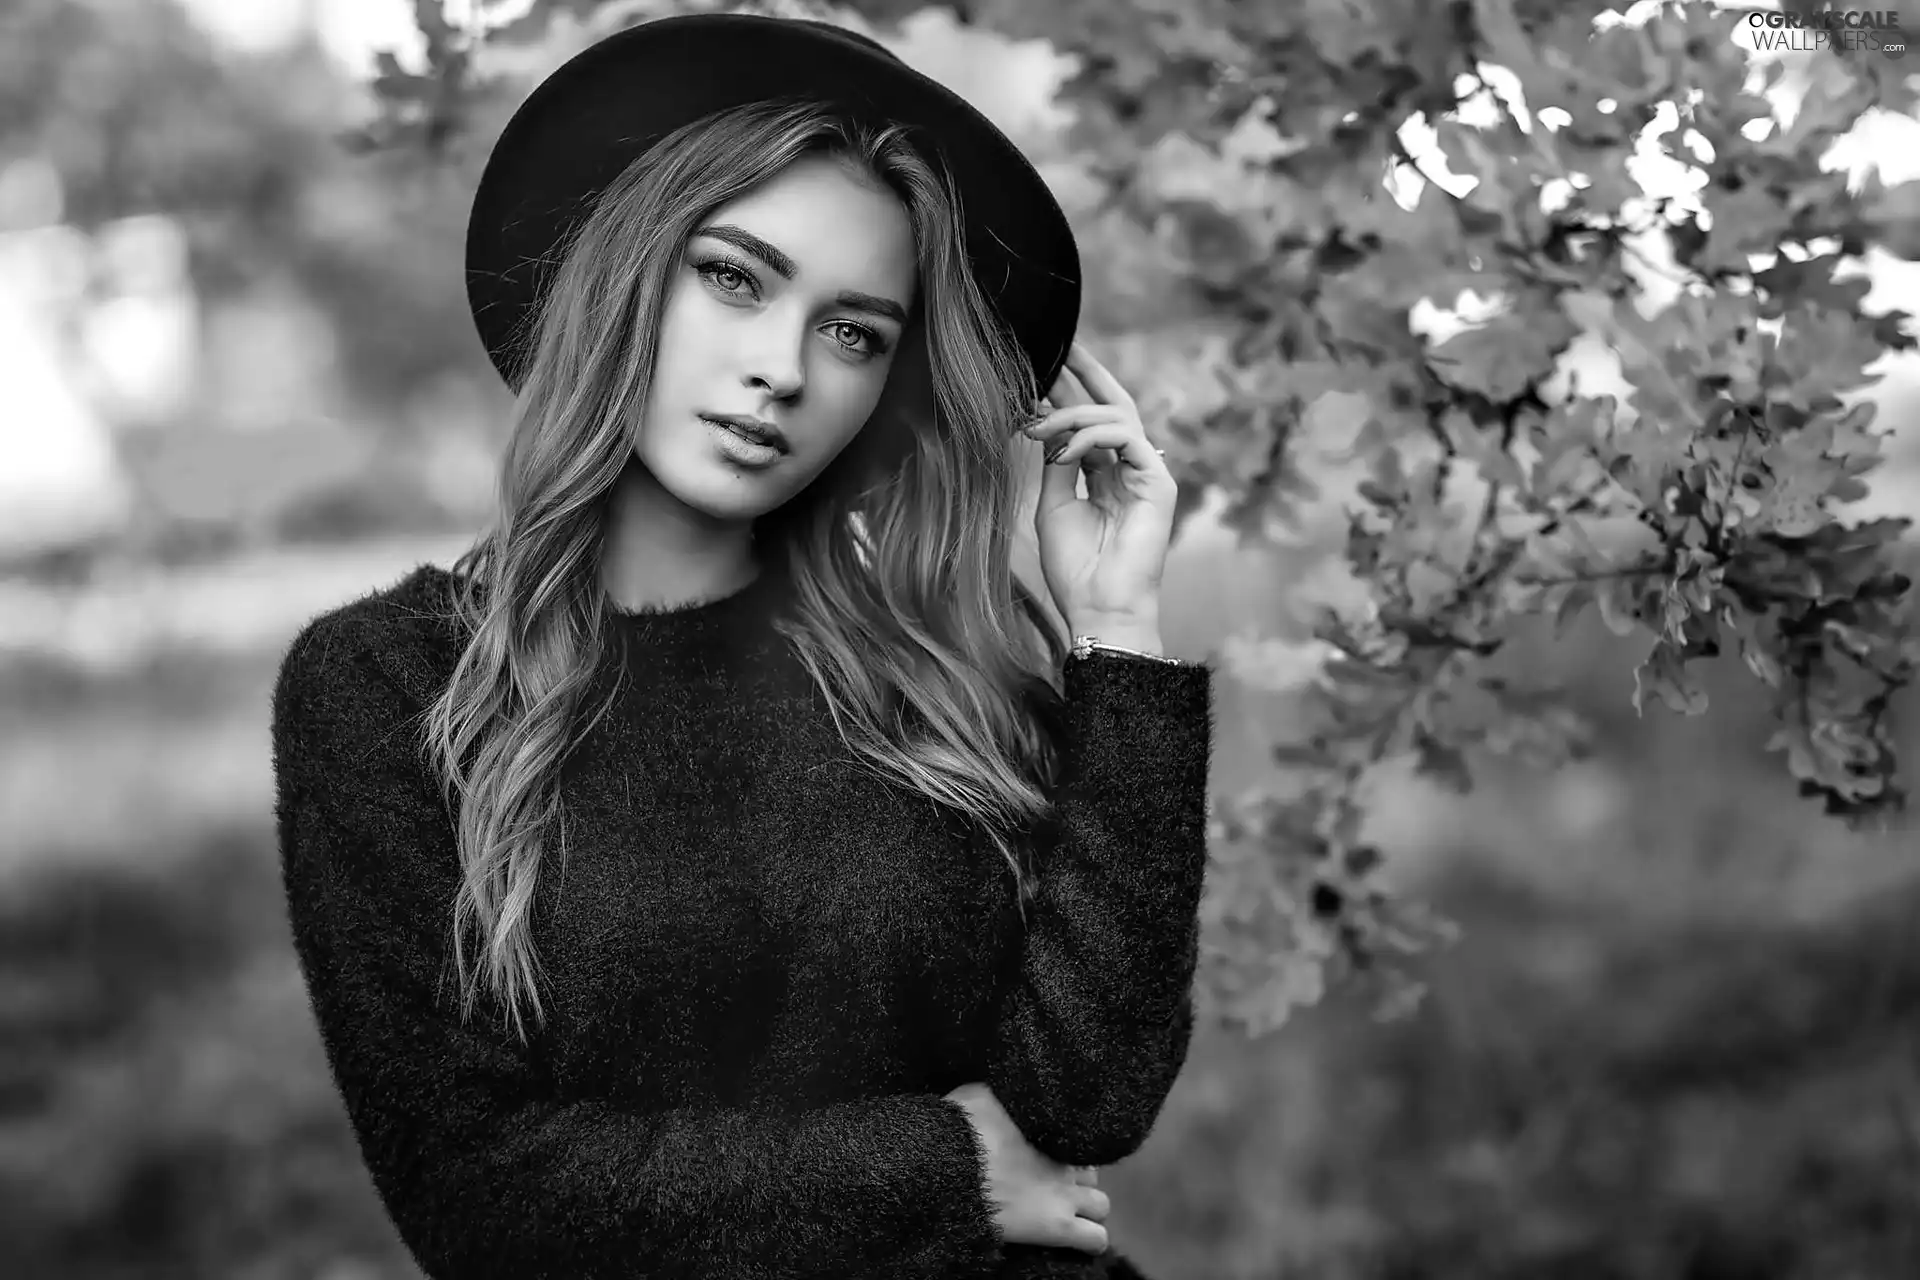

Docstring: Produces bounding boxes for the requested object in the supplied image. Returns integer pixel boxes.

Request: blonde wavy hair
[420,95,1074,1044]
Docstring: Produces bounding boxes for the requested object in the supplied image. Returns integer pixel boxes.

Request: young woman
[271,14,1214,1280]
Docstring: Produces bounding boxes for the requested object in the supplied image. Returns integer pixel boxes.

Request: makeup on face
[644,157,919,504]
[689,225,907,366]
[704,414,786,468]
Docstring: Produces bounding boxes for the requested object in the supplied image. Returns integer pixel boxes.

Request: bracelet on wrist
[1069,634,1184,666]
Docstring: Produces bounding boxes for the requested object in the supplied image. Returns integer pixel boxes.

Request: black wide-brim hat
[465,12,1082,397]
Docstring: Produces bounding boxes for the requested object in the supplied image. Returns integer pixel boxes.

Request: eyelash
[693,255,891,359]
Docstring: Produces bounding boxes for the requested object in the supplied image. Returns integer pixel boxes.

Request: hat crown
[465,12,1080,395]
[791,18,900,63]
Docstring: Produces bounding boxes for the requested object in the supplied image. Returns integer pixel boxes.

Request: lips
[701,414,789,453]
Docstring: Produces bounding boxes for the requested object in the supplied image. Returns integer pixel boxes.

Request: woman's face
[635,154,919,522]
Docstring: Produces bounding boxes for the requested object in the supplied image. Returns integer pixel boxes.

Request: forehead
[701,156,917,298]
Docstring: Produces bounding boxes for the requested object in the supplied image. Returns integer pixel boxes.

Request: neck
[599,457,760,612]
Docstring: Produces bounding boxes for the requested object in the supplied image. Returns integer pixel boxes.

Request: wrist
[1068,619,1164,657]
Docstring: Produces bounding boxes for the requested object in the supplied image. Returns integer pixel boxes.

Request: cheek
[826,359,896,432]
[641,296,718,419]
[652,289,715,368]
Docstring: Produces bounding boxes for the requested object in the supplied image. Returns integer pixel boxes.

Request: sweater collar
[368,558,796,702]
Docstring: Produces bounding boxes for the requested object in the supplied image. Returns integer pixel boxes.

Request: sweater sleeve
[271,615,1004,1280]
[982,653,1215,1169]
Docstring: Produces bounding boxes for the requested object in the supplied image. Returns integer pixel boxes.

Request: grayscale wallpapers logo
[1734,8,1905,60]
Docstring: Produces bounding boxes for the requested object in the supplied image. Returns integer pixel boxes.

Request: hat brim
[465,13,1081,397]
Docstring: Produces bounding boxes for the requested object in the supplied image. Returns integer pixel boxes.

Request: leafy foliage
[360,0,1920,1035]
[0,0,500,411]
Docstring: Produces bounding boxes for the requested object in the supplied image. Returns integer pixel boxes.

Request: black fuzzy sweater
[270,560,1214,1280]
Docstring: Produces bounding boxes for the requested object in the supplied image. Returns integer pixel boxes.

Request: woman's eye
[828,321,882,356]
[696,260,887,359]
[695,260,757,297]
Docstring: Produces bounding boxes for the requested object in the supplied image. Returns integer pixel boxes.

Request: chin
[657,452,796,520]
[672,473,782,521]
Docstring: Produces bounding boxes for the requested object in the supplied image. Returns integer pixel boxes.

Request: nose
[741,314,805,402]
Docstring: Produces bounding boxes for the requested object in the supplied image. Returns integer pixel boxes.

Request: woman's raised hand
[943,1081,1110,1255]
[1024,340,1177,634]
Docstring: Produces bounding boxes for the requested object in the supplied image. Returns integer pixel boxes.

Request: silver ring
[1154,448,1166,457]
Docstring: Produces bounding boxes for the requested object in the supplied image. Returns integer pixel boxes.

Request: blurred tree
[359,0,1920,1034]
[0,0,496,417]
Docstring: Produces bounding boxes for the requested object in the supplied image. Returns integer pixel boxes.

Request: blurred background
[3,0,1920,1277]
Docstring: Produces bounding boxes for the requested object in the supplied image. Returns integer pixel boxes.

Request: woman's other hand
[944,1081,1110,1255]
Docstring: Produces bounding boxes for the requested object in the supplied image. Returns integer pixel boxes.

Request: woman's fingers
[1062,340,1137,409]
[1025,406,1128,472]
[1037,421,1166,473]
[1028,348,1149,483]
[1047,362,1096,409]
[998,1178,1113,1255]
[1037,420,1166,510]
[1057,1213,1109,1256]
[1071,1184,1111,1222]
[1024,404,1124,438]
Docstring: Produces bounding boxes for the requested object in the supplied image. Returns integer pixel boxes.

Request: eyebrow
[693,223,910,326]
